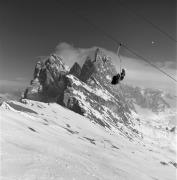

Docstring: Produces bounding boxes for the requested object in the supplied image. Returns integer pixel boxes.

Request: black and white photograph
[0,0,176,179]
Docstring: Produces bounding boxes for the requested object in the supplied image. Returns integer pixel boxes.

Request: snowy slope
[0,100,176,180]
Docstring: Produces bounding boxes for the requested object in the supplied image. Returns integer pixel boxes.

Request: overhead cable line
[122,44,177,82]
[61,2,177,83]
[115,0,177,43]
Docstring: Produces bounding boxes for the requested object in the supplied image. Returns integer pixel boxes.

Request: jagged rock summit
[24,54,69,101]
[24,48,140,139]
[24,47,117,103]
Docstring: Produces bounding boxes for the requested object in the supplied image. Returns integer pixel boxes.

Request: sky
[0,0,176,94]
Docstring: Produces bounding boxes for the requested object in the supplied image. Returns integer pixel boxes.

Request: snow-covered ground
[0,100,176,180]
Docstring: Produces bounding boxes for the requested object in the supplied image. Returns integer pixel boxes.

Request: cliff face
[69,62,81,78]
[24,54,69,102]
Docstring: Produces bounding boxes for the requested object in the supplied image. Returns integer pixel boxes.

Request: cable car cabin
[111,69,125,85]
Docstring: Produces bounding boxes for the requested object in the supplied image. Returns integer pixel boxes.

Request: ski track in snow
[0,100,176,180]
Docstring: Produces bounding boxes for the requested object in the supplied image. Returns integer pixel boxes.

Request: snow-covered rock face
[63,75,140,139]
[23,48,140,139]
[80,48,117,87]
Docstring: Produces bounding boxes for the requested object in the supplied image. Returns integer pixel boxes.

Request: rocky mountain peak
[80,48,117,87]
[23,48,141,139]
[24,54,69,102]
[23,47,175,141]
[45,54,69,72]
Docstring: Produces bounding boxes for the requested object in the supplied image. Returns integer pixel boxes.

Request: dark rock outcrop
[24,54,69,102]
[69,62,81,78]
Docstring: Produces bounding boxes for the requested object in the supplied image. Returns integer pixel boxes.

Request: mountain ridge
[21,47,176,143]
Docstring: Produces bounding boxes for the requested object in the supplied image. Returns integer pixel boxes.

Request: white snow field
[0,100,176,180]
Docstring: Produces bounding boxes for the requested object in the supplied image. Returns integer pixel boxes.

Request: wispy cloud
[54,42,81,67]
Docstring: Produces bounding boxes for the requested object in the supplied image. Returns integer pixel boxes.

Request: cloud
[54,42,82,67]
[55,42,76,53]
